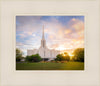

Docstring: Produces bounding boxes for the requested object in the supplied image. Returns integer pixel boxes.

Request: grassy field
[16,62,84,70]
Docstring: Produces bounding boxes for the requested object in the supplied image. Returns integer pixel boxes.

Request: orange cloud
[43,18,84,52]
[64,29,72,34]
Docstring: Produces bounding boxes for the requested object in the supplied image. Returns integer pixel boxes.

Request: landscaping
[16,48,84,70]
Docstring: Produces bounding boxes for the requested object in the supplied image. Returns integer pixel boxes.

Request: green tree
[73,48,84,62]
[26,54,42,62]
[16,48,23,62]
[26,55,33,62]
[55,54,62,61]
[55,52,70,61]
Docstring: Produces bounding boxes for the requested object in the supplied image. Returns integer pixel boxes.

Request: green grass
[16,62,84,70]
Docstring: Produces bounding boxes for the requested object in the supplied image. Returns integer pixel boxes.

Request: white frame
[0,0,100,86]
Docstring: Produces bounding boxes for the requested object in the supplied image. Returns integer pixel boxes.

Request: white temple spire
[42,25,45,39]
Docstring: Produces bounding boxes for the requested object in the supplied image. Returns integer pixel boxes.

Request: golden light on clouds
[55,45,67,51]
[65,29,72,34]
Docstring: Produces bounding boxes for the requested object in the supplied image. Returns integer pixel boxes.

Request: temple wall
[27,48,60,59]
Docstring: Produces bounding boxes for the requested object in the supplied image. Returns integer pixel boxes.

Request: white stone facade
[27,26,60,60]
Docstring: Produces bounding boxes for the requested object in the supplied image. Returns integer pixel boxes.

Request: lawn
[16,62,84,70]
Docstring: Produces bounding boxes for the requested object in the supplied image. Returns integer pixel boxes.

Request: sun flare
[56,45,67,51]
[69,53,74,57]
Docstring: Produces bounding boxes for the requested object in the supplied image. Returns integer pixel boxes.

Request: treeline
[55,48,84,62]
[16,48,84,62]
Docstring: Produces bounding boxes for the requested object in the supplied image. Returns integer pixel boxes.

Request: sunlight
[60,51,74,60]
[56,45,67,51]
[62,53,66,56]
[69,53,74,57]
[69,53,74,60]
[60,52,68,57]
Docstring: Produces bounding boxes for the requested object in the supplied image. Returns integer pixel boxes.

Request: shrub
[26,54,42,62]
[61,61,67,63]
[56,61,61,63]
[50,60,55,63]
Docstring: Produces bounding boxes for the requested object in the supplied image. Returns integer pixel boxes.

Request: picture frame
[0,0,100,86]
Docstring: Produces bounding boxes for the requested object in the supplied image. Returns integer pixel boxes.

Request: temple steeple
[41,25,46,48]
[42,25,45,40]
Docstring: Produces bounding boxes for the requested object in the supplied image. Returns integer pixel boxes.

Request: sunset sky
[16,16,84,56]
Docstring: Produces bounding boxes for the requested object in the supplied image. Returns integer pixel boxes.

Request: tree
[62,52,70,61]
[26,54,42,62]
[16,48,23,62]
[73,48,84,62]
[55,54,62,61]
[55,52,70,61]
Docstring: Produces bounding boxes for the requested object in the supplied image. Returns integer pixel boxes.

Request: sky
[16,16,84,56]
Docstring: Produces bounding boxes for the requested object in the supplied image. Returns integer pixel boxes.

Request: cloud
[16,16,43,35]
[64,29,72,34]
[16,42,24,46]
[46,18,84,53]
[49,44,59,49]
[18,33,26,38]
[16,16,84,56]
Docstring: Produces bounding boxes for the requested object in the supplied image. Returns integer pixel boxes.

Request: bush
[26,54,42,62]
[50,60,55,63]
[61,61,67,63]
[56,61,61,63]
[73,48,84,62]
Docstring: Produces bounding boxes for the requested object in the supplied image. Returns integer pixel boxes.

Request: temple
[27,26,60,61]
